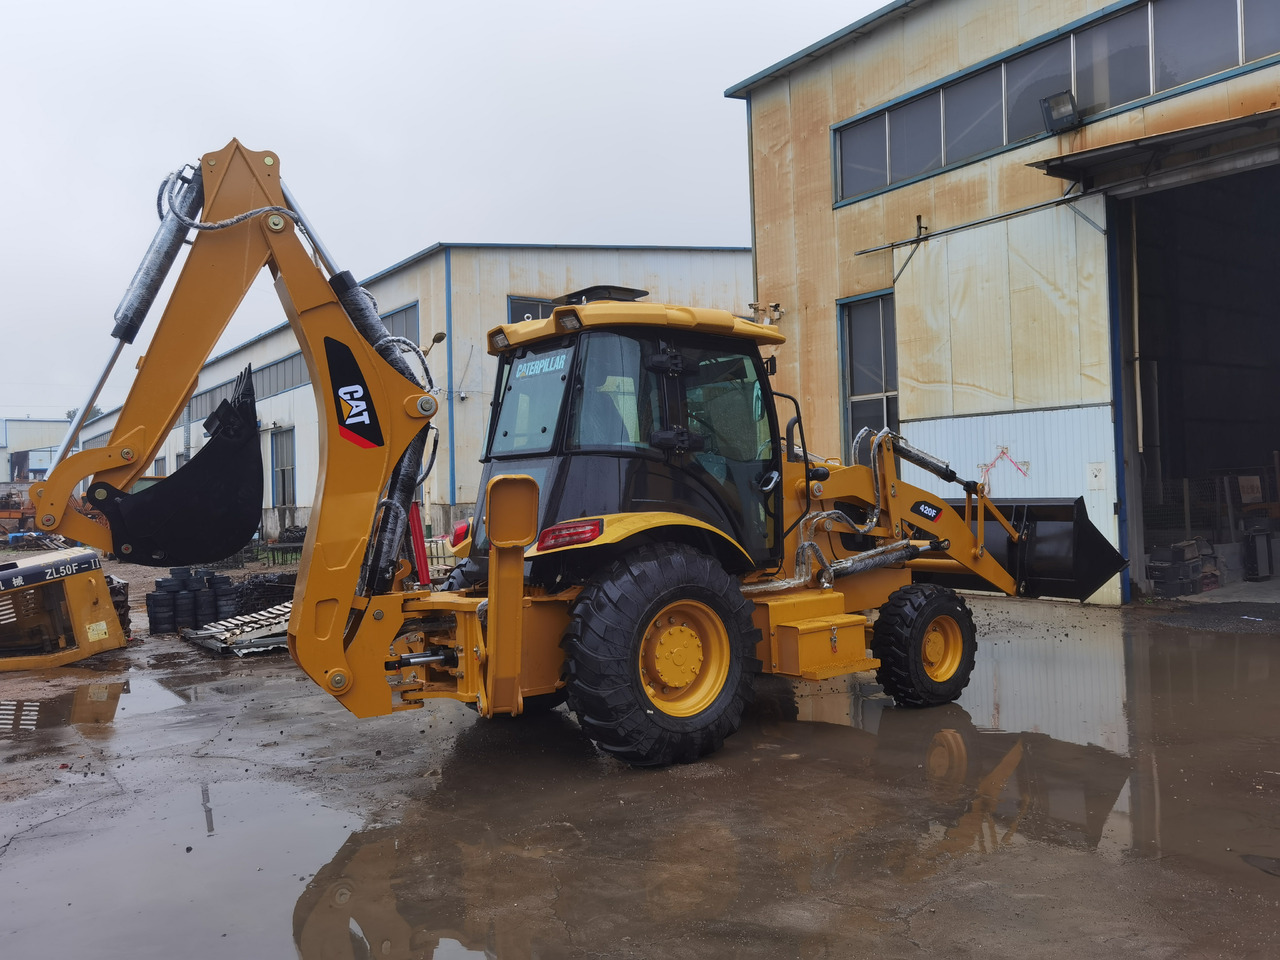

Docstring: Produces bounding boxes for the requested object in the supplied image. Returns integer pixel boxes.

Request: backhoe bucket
[89,367,263,566]
[920,497,1127,601]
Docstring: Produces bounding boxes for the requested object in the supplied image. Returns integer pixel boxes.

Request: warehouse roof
[725,0,937,99]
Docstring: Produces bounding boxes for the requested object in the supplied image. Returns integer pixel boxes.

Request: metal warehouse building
[727,0,1280,602]
[83,243,754,539]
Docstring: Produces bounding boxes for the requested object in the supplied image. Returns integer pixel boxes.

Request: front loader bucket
[89,367,263,566]
[919,497,1127,601]
[1004,498,1128,600]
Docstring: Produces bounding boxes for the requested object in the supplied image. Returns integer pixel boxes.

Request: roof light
[450,520,471,548]
[490,330,510,351]
[535,518,603,551]
[559,310,582,331]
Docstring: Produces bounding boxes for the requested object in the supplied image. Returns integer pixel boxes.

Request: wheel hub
[921,615,962,681]
[637,599,731,716]
[649,624,704,688]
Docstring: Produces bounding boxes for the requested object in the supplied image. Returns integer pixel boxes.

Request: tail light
[450,520,470,547]
[535,518,603,551]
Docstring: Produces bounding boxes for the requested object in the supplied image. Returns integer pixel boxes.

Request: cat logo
[324,337,384,449]
[338,385,371,426]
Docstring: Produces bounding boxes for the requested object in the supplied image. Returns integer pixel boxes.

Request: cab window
[488,341,574,457]
[566,333,662,451]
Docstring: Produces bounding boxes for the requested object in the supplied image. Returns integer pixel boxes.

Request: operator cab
[466,294,783,583]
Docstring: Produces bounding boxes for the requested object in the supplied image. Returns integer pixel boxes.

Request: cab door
[661,334,782,566]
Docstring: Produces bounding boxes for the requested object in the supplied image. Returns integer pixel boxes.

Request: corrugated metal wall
[893,198,1111,418]
[899,404,1121,602]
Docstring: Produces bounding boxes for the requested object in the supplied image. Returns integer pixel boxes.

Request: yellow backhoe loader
[22,140,1125,764]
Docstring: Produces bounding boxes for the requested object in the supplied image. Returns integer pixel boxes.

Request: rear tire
[563,544,759,766]
[871,584,976,708]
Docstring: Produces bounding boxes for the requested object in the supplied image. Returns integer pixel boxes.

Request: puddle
[758,602,1280,887]
[281,603,1280,959]
[0,677,185,735]
[2,780,353,959]
[3,596,1278,957]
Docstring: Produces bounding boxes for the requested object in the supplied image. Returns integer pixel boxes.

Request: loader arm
[31,140,444,717]
[769,429,1124,602]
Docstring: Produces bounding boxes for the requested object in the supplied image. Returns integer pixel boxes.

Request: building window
[187,354,312,425]
[154,457,166,476]
[943,67,1004,164]
[174,452,188,471]
[889,92,942,183]
[843,296,899,450]
[839,116,889,199]
[271,429,296,507]
[1005,38,1072,143]
[381,303,420,342]
[1154,0,1239,92]
[508,297,555,324]
[1244,0,1280,62]
[834,0,1273,201]
[1076,7,1151,117]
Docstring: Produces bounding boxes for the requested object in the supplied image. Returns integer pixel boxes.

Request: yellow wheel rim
[921,614,963,682]
[639,600,731,717]
[924,729,969,783]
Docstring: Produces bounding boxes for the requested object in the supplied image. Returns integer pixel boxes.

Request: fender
[526,511,754,569]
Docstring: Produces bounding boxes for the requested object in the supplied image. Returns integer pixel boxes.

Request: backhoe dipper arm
[31,140,442,717]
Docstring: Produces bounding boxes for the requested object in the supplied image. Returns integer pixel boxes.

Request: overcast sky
[0,0,883,421]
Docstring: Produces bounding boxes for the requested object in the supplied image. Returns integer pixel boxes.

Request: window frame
[507,296,556,325]
[271,428,296,508]
[838,292,899,462]
[832,0,1269,205]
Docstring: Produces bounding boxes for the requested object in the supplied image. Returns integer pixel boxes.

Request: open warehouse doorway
[1118,164,1280,594]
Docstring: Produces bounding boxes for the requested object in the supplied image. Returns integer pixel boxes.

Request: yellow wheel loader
[24,141,1125,764]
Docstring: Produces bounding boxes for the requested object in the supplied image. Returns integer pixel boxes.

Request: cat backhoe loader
[26,140,1125,764]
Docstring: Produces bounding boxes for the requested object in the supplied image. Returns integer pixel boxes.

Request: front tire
[562,544,759,766]
[871,584,976,708]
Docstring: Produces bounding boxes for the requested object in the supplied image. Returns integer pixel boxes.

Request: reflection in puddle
[0,676,185,735]
[291,610,1280,958]
[3,780,352,959]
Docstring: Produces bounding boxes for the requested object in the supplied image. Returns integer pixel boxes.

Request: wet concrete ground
[2,593,1279,959]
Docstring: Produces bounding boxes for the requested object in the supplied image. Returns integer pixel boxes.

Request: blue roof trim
[359,242,752,286]
[725,0,936,99]
[205,320,292,366]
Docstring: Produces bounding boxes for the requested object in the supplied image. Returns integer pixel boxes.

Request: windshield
[487,340,575,458]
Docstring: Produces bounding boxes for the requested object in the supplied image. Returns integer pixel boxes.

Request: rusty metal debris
[181,602,292,656]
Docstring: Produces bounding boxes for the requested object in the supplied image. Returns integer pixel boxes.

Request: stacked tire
[146,567,241,635]
[145,588,176,635]
[211,575,239,620]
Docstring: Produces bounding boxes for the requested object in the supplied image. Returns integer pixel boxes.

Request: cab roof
[485,300,787,355]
